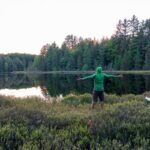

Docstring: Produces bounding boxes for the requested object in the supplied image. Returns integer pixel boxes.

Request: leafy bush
[62,93,91,106]
[62,94,79,106]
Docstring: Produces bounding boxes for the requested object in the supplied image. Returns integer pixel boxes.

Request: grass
[0,93,150,149]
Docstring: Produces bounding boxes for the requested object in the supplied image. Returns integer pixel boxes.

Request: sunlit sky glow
[0,0,150,54]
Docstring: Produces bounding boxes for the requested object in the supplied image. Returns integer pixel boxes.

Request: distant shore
[11,70,150,75]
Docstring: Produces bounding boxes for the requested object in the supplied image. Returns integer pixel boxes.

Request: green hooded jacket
[81,67,118,91]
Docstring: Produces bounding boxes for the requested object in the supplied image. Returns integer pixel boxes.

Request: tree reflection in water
[0,73,150,98]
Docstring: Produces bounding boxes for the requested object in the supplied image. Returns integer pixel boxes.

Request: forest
[0,15,150,72]
[0,53,35,73]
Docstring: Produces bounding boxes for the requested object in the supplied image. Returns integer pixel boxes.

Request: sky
[0,0,150,55]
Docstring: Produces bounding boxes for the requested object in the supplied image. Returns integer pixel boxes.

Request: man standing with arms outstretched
[77,67,122,109]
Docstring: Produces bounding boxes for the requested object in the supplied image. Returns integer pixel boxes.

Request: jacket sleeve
[81,74,96,80]
[104,73,119,78]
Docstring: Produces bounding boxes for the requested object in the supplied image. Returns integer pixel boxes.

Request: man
[77,67,122,109]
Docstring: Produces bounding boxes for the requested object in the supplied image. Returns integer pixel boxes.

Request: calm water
[0,73,150,99]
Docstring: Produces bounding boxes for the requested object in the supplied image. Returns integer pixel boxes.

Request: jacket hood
[96,67,102,74]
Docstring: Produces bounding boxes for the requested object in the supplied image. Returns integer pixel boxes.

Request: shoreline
[11,70,150,75]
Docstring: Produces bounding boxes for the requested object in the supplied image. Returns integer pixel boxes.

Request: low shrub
[62,93,91,106]
[0,93,149,149]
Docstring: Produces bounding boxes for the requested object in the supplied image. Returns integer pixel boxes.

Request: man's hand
[117,74,123,78]
[77,77,82,80]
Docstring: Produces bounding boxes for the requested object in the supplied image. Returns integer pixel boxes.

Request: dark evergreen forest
[0,53,35,73]
[1,15,150,72]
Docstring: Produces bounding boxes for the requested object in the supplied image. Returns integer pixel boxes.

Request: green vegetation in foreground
[0,93,150,149]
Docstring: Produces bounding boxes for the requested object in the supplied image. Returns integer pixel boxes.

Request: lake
[0,73,150,99]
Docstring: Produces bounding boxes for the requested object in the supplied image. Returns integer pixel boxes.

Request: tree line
[0,53,35,73]
[1,15,150,72]
[33,15,150,71]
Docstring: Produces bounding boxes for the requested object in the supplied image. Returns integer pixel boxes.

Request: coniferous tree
[144,42,150,70]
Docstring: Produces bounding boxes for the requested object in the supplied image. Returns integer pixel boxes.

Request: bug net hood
[96,67,102,74]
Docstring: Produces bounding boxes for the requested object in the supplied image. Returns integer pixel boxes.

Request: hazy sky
[0,0,150,54]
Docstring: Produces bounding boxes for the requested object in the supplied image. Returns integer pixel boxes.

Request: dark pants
[92,90,104,104]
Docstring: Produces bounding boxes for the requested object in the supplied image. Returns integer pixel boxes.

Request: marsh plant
[0,93,150,149]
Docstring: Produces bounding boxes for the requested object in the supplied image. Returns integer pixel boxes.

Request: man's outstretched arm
[104,73,123,78]
[77,74,96,80]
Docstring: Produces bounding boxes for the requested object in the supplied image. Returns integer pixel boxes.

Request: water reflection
[0,73,150,99]
[0,87,45,99]
[0,86,63,101]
